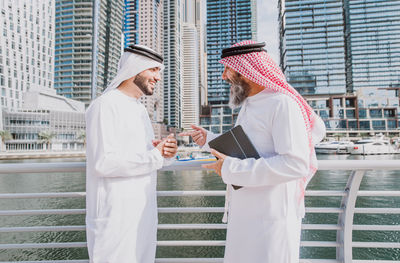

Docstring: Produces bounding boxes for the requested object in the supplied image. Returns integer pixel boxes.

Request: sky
[257,0,280,63]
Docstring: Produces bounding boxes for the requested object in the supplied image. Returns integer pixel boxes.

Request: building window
[359,121,370,130]
[372,120,385,130]
[369,109,382,118]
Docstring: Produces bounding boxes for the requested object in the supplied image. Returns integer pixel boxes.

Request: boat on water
[347,134,399,155]
[315,140,354,154]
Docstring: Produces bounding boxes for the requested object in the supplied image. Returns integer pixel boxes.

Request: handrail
[0,160,399,263]
[0,159,399,174]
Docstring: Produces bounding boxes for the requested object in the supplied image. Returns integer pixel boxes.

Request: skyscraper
[0,0,55,110]
[163,0,182,128]
[203,0,257,133]
[279,0,400,95]
[124,0,139,48]
[182,24,199,130]
[54,0,124,106]
[181,0,201,130]
[123,0,164,122]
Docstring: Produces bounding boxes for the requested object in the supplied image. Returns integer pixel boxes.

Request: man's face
[222,66,251,109]
[133,67,161,96]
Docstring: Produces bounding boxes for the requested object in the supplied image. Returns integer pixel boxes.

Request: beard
[134,74,154,95]
[227,75,251,109]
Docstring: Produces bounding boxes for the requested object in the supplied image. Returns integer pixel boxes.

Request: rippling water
[0,155,399,261]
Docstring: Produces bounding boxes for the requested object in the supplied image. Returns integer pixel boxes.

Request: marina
[0,155,399,262]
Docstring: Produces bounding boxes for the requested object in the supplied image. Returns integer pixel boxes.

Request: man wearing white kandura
[179,40,326,263]
[85,45,178,263]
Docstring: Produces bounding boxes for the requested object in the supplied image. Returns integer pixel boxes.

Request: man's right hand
[178,124,207,147]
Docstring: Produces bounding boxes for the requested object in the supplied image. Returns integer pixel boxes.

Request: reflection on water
[0,155,399,260]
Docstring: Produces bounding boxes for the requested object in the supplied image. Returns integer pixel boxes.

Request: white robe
[85,89,165,263]
[205,89,311,263]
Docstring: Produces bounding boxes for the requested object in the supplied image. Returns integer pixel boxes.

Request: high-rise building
[163,0,183,128]
[203,0,257,133]
[279,0,400,95]
[123,0,164,122]
[124,0,139,48]
[0,0,55,110]
[188,0,208,108]
[182,23,199,130]
[180,0,207,130]
[54,0,124,106]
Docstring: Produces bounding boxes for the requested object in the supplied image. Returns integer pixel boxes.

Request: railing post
[336,170,366,262]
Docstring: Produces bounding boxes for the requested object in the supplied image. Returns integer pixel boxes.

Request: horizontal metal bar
[157,191,226,197]
[305,207,343,213]
[0,207,348,216]
[2,224,397,235]
[0,242,87,249]
[6,240,388,250]
[305,190,346,197]
[157,240,225,246]
[352,242,400,248]
[353,225,400,231]
[158,207,224,213]
[0,261,89,263]
[0,209,86,216]
[357,191,400,197]
[354,208,400,214]
[0,160,399,175]
[0,192,86,199]
[0,225,86,233]
[302,224,341,230]
[300,241,340,247]
[158,224,226,230]
[317,160,400,170]
[0,191,347,199]
[1,190,399,200]
[0,162,85,174]
[0,260,343,263]
[156,259,223,263]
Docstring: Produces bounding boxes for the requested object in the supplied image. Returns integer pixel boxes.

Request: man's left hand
[202,149,227,177]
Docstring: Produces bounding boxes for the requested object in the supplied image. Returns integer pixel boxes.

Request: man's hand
[202,149,227,177]
[152,139,162,147]
[156,134,178,158]
[178,124,207,147]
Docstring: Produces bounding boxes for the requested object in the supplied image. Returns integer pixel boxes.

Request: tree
[0,130,12,152]
[76,130,86,147]
[38,131,55,151]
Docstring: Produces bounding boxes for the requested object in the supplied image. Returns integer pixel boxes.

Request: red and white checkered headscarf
[220,40,326,215]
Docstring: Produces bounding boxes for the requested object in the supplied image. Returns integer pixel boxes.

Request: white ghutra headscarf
[103,45,164,94]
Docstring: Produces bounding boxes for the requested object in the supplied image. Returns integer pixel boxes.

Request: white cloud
[257,0,280,63]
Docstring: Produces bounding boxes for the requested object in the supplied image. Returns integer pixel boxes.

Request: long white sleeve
[221,97,310,187]
[86,98,164,178]
[201,131,220,151]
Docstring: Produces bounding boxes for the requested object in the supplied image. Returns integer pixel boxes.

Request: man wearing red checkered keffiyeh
[181,40,325,263]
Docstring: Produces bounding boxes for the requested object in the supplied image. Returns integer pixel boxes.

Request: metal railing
[0,160,399,263]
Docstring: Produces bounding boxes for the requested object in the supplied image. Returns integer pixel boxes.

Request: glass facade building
[204,0,256,133]
[54,0,124,106]
[279,0,400,95]
[206,0,256,104]
[124,0,139,47]
[348,0,400,91]
[163,0,182,128]
[124,0,164,123]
